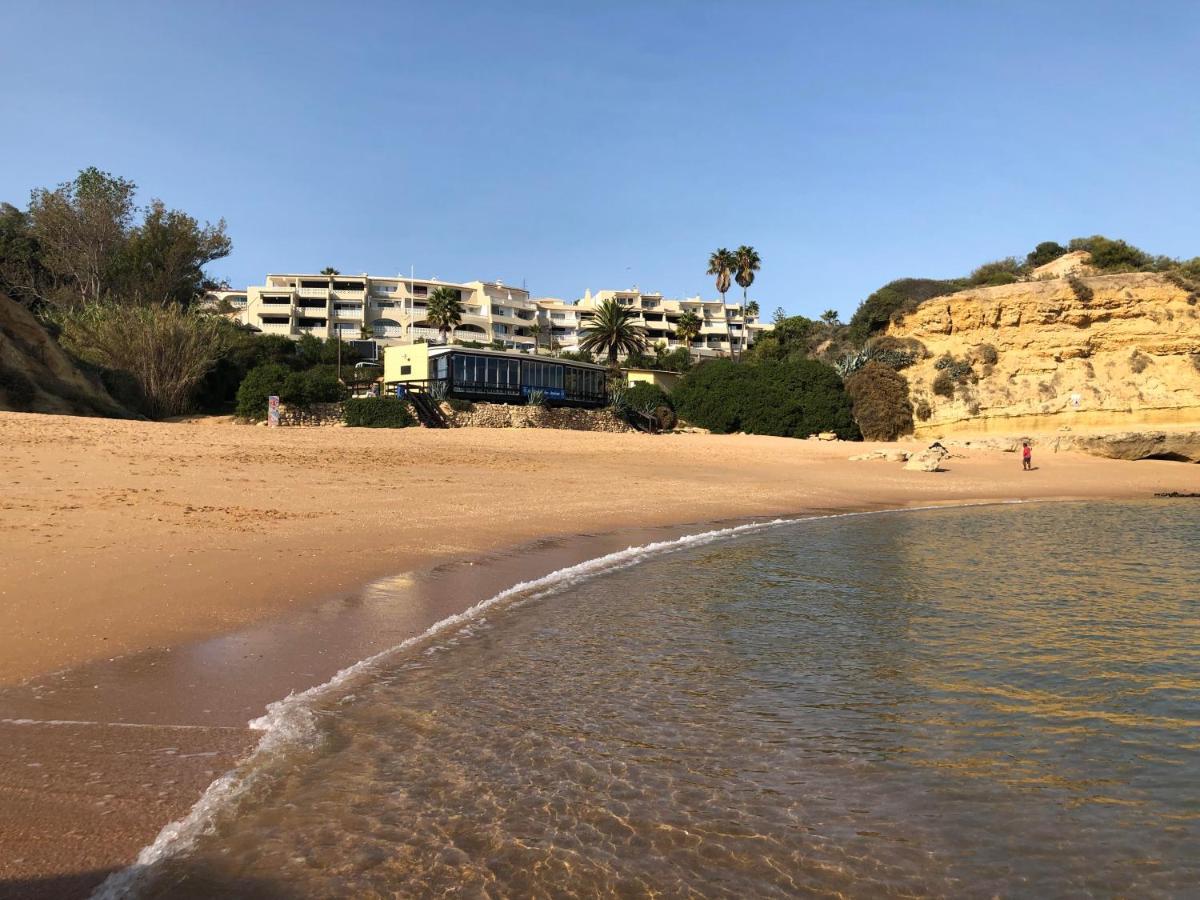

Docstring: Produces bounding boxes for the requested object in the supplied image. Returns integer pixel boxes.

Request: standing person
[1022,441,1032,471]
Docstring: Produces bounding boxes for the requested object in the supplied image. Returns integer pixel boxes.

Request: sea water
[112,502,1200,898]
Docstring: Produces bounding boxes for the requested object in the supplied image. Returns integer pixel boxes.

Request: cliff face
[0,293,133,417]
[886,272,1200,435]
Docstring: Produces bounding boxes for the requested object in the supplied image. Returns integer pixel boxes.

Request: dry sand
[3,410,1200,898]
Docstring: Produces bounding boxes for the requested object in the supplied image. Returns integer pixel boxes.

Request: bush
[844,362,914,441]
[557,349,596,365]
[280,367,346,408]
[976,343,999,365]
[447,398,475,412]
[1026,241,1068,268]
[847,278,965,344]
[619,382,676,431]
[914,398,932,421]
[932,371,955,398]
[343,396,416,428]
[1129,350,1149,374]
[673,358,858,439]
[55,302,229,419]
[967,258,1023,286]
[1067,275,1094,304]
[235,362,291,420]
[1069,235,1154,272]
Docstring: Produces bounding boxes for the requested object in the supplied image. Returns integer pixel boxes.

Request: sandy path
[3,411,1200,686]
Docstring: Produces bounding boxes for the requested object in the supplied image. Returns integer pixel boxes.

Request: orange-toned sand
[4,410,1200,898]
[4,411,1200,686]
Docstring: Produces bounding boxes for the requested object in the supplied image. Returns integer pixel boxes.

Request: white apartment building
[209,275,771,359]
[535,289,772,357]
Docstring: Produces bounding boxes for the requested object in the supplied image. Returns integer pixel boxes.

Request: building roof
[424,345,607,370]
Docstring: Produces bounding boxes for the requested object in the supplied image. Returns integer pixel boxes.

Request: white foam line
[0,718,242,732]
[90,500,1021,899]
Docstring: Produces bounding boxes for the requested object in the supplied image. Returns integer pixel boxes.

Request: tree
[116,200,231,307]
[1026,241,1068,268]
[675,310,702,349]
[820,309,840,326]
[967,257,1023,287]
[847,278,965,344]
[772,306,787,324]
[320,267,340,275]
[528,320,545,354]
[426,286,463,343]
[707,247,736,306]
[733,245,760,360]
[27,167,137,306]
[0,202,53,308]
[579,297,647,366]
[745,301,759,318]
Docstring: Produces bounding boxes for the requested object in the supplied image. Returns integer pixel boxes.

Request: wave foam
[90,502,1010,898]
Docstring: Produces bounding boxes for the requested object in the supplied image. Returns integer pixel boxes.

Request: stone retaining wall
[276,402,345,426]
[446,402,633,433]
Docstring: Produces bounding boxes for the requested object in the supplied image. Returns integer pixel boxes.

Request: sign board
[267,395,280,427]
[522,386,566,401]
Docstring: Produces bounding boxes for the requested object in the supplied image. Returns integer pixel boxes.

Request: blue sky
[2,1,1198,318]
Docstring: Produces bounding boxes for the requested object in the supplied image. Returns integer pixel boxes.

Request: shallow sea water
[129,501,1199,898]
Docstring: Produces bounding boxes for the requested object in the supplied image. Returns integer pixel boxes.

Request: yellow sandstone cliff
[887,272,1200,436]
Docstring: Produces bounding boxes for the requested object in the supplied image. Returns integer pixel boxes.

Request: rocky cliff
[886,272,1200,437]
[0,293,134,417]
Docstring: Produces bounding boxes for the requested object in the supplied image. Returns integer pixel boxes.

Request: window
[400,365,412,375]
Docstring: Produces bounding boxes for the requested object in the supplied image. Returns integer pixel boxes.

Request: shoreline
[4,412,1200,897]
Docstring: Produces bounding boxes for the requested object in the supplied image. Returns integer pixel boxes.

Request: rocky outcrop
[0,293,133,417]
[447,402,633,433]
[1049,430,1200,463]
[887,272,1200,436]
[903,445,949,472]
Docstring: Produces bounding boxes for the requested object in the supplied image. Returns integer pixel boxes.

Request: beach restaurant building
[384,345,608,409]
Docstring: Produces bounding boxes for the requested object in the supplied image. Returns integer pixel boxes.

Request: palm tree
[320,267,340,276]
[528,320,545,354]
[821,309,840,326]
[746,301,760,318]
[675,310,702,352]
[426,286,463,344]
[733,246,760,360]
[579,298,647,367]
[707,248,737,358]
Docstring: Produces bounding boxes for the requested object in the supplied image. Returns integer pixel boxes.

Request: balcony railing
[373,326,405,338]
[297,287,328,299]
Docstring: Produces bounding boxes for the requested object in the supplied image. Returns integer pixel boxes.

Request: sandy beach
[3,410,1200,898]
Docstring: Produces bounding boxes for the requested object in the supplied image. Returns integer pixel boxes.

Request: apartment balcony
[296,325,329,335]
[409,326,447,342]
[258,323,293,335]
[296,287,328,299]
[331,289,364,301]
[373,325,405,338]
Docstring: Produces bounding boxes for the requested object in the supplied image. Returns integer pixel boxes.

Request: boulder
[817,432,838,441]
[1054,430,1200,463]
[904,446,949,472]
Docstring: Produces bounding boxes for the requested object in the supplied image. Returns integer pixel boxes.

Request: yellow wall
[384,344,430,383]
[625,370,681,392]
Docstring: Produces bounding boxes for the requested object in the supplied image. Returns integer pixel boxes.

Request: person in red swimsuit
[1022,441,1032,471]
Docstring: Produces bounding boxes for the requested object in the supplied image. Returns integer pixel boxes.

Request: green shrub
[280,367,346,408]
[967,258,1023,286]
[619,382,676,431]
[447,398,475,412]
[844,362,914,441]
[914,398,932,421]
[932,371,955,398]
[1069,235,1154,272]
[557,349,596,365]
[1026,241,1068,268]
[847,278,965,344]
[343,396,416,428]
[673,358,858,439]
[235,362,291,420]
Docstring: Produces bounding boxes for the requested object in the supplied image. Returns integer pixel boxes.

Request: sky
[2,1,1198,318]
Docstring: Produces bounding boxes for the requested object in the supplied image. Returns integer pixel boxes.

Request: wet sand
[3,411,1200,898]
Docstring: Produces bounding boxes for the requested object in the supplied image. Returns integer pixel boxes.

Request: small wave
[91,502,1011,899]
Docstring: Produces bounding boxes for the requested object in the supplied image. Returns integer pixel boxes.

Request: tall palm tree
[320,267,340,275]
[675,310,702,352]
[579,298,647,367]
[426,286,463,344]
[733,246,760,360]
[707,248,737,358]
[528,320,544,354]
